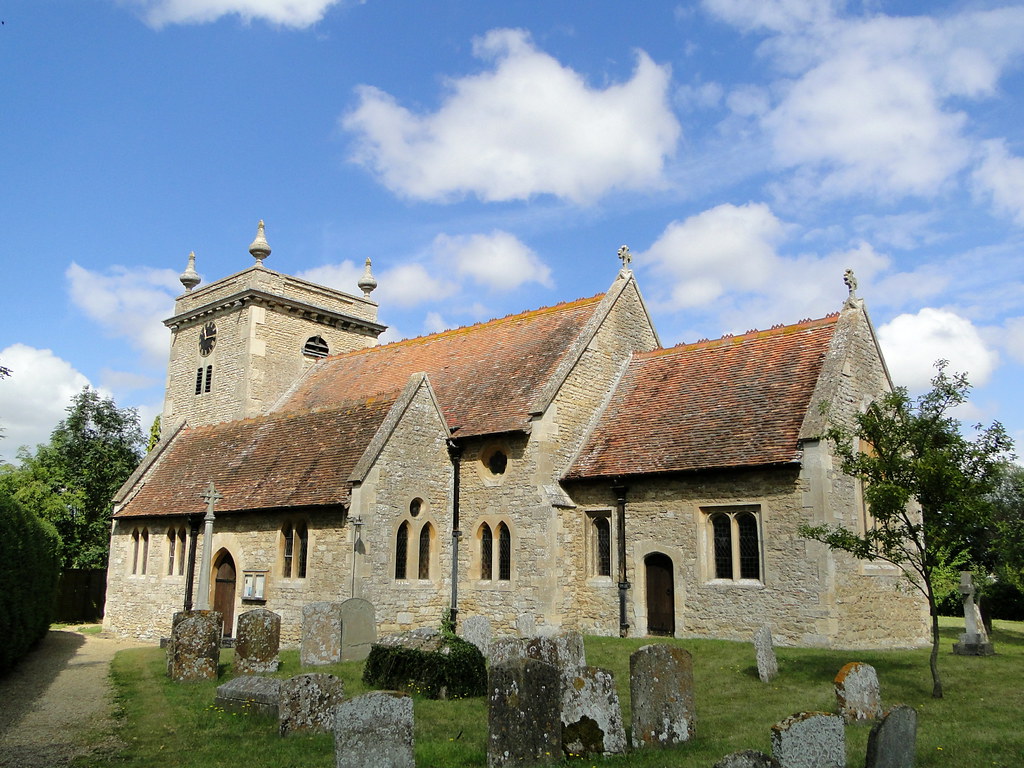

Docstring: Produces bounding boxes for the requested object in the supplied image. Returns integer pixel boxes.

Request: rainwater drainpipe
[612,481,630,637]
[447,436,463,631]
[183,514,201,611]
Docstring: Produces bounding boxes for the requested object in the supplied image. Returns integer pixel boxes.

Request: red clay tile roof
[281,295,605,438]
[115,398,395,518]
[565,315,840,479]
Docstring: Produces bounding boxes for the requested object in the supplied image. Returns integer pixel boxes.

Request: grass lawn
[80,616,1023,767]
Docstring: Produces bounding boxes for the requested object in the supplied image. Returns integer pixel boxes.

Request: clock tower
[160,221,386,436]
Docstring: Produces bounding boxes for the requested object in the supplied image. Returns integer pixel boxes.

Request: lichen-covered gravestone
[754,624,779,683]
[215,675,282,718]
[234,608,281,674]
[279,673,346,736]
[770,712,845,768]
[168,611,222,682]
[166,609,220,675]
[487,658,561,767]
[629,644,696,749]
[490,631,586,671]
[334,691,414,768]
[865,705,917,768]
[714,750,782,768]
[834,662,882,723]
[301,601,344,666]
[339,597,376,662]
[560,665,626,757]
[461,615,493,659]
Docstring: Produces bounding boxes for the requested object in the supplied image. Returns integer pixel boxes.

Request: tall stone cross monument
[196,482,222,611]
[952,571,994,656]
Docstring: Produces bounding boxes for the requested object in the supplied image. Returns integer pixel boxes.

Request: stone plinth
[215,675,282,719]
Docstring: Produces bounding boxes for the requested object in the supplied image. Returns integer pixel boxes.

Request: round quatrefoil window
[409,498,423,517]
[483,447,508,476]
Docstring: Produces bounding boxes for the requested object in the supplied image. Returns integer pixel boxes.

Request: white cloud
[375,263,458,309]
[878,308,999,391]
[433,231,553,291]
[423,312,450,334]
[973,139,1024,225]
[127,0,344,28]
[297,260,366,295]
[343,28,680,204]
[703,0,841,35]
[66,263,179,363]
[0,345,92,463]
[1000,316,1024,365]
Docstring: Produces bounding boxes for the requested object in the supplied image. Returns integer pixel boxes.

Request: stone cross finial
[201,481,223,516]
[843,268,858,298]
[196,481,222,611]
[617,245,632,271]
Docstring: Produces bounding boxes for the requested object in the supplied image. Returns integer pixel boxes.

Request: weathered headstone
[770,712,845,768]
[754,624,779,683]
[487,658,561,767]
[714,750,782,768]
[168,611,222,681]
[234,608,281,674]
[334,691,415,768]
[490,631,586,671]
[279,673,346,736]
[865,705,917,768]
[461,615,493,659]
[560,665,626,757]
[165,609,219,673]
[629,644,696,749]
[953,572,995,656]
[834,662,882,723]
[516,613,536,637]
[301,601,343,666]
[339,597,377,662]
[214,675,282,718]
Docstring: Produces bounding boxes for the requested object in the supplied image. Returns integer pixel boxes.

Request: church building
[102,222,929,648]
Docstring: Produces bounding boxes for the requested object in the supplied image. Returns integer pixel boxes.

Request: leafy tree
[147,414,162,452]
[799,362,1013,698]
[987,461,1024,592]
[0,387,145,569]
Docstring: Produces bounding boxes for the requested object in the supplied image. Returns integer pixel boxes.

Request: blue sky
[2,0,1023,463]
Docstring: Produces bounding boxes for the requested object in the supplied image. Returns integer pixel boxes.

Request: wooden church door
[213,553,236,637]
[645,553,675,636]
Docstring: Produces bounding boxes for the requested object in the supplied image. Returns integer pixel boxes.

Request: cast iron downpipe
[182,514,201,611]
[447,437,463,631]
[612,482,630,637]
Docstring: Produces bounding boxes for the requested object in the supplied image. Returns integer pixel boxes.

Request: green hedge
[362,633,486,699]
[0,493,62,675]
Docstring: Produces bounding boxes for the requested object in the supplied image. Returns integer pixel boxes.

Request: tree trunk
[929,602,943,698]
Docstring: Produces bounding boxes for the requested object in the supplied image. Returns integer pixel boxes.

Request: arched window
[132,527,149,575]
[395,521,409,580]
[176,527,187,575]
[282,520,309,578]
[479,523,493,580]
[594,516,611,577]
[705,507,763,582]
[497,522,511,581]
[167,528,177,575]
[303,335,330,358]
[418,523,433,580]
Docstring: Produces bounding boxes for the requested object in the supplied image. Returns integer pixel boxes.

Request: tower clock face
[198,322,217,356]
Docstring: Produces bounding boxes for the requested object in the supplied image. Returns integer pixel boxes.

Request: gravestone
[461,615,493,659]
[629,644,696,749]
[279,673,346,736]
[234,608,281,674]
[834,662,882,723]
[335,691,414,768]
[488,658,561,767]
[168,611,222,681]
[165,609,219,673]
[560,665,626,757]
[516,613,536,637]
[339,598,377,662]
[714,750,782,768]
[490,631,586,671]
[865,705,917,768]
[754,624,779,683]
[953,572,995,656]
[215,675,282,718]
[301,601,344,666]
[770,712,845,768]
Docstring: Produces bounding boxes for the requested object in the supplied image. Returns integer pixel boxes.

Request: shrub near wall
[0,494,62,675]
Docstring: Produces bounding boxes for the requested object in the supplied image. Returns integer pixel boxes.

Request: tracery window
[477,520,512,581]
[705,507,762,581]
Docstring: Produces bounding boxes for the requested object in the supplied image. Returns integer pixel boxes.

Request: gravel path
[0,628,147,768]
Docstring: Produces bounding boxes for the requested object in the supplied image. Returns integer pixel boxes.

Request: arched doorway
[645,552,675,636]
[213,551,236,638]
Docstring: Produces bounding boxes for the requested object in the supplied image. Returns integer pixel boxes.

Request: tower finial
[358,257,377,298]
[617,245,632,275]
[179,251,201,292]
[843,268,857,298]
[248,220,271,266]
